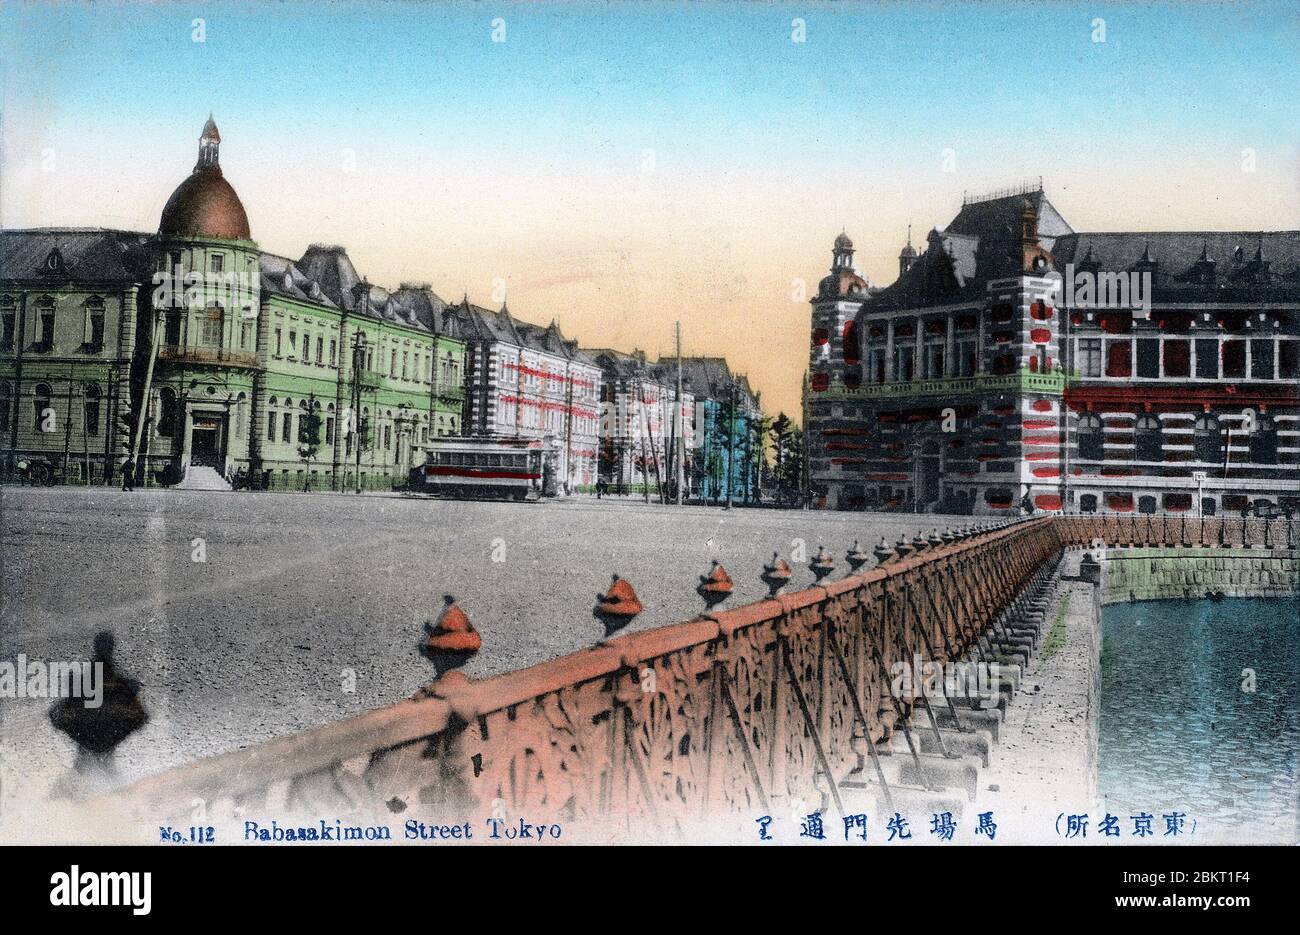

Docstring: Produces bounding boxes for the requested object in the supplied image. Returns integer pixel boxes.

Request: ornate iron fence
[92,514,1298,836]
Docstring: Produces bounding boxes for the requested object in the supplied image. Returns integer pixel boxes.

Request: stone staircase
[174,465,232,492]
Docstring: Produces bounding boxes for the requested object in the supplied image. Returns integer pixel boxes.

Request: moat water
[1100,597,1299,843]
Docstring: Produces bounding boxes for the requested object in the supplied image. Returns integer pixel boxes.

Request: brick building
[806,185,1300,515]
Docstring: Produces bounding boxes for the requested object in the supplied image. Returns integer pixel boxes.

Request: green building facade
[1,118,466,490]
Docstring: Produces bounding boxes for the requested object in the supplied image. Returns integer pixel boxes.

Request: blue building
[670,357,763,503]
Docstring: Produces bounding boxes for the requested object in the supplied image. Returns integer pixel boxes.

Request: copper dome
[158,118,251,241]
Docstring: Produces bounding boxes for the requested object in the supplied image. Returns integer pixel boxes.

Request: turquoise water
[1100,597,1300,843]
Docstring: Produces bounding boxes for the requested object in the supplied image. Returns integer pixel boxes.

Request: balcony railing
[158,344,259,369]
[819,368,1074,401]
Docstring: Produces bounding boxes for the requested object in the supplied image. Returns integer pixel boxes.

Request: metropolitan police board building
[807,187,1300,516]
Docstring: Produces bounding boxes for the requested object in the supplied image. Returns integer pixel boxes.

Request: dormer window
[1134,244,1157,277]
[41,248,67,276]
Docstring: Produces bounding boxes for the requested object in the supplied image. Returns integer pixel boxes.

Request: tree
[769,410,790,483]
[297,396,323,491]
[776,426,806,505]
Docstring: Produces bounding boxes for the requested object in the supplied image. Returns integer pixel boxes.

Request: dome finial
[197,115,221,169]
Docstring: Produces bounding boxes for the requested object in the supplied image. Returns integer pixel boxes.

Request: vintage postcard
[0,0,1294,909]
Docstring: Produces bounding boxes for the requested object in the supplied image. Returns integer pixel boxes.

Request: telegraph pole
[674,321,684,505]
[351,329,366,495]
[724,382,735,510]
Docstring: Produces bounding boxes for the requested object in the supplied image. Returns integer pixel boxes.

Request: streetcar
[414,436,551,501]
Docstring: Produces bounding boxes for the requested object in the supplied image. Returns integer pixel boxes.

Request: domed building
[148,116,262,479]
[1,118,469,491]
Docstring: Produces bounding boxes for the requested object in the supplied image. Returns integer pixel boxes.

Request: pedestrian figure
[121,457,135,492]
[15,458,29,486]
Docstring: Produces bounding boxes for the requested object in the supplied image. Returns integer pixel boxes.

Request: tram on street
[415,436,551,501]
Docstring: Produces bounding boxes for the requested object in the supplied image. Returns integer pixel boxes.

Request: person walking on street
[121,458,135,492]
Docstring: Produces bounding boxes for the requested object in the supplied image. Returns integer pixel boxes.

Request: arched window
[84,384,102,436]
[33,383,52,432]
[84,297,106,350]
[1249,414,1278,465]
[1194,413,1222,463]
[1077,413,1104,461]
[1135,414,1163,462]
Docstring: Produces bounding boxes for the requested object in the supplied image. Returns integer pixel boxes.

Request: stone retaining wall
[1101,548,1299,604]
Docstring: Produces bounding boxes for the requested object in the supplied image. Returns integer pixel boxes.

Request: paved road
[0,486,967,807]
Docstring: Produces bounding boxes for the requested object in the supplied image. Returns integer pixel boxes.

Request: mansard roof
[589,347,652,380]
[1052,230,1300,299]
[868,186,1300,312]
[259,253,339,307]
[449,301,597,364]
[0,228,151,285]
[944,189,1073,246]
[668,356,759,409]
[869,191,1072,310]
[295,244,364,311]
[260,245,461,336]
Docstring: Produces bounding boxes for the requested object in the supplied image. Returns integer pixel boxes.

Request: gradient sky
[2,1,1297,420]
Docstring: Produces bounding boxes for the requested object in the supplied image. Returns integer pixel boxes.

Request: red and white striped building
[452,300,601,490]
[807,186,1300,516]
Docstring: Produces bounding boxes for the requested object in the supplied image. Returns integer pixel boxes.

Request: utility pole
[674,321,684,505]
[7,294,28,473]
[800,370,811,509]
[130,307,162,487]
[635,375,652,503]
[62,360,75,480]
[563,359,574,495]
[351,329,367,495]
[724,382,735,510]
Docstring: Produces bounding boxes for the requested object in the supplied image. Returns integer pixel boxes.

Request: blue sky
[2,1,1297,418]
[5,2,1296,173]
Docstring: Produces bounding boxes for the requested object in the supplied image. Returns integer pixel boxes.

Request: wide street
[0,485,965,804]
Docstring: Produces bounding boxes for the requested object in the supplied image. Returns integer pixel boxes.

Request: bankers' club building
[807,185,1300,516]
